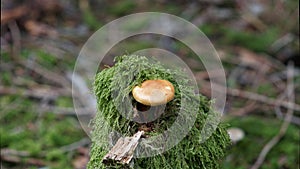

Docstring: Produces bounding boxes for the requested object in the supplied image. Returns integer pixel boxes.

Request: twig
[1,5,28,25]
[231,101,257,116]
[241,13,267,31]
[274,91,300,126]
[0,149,45,166]
[270,33,294,52]
[60,138,91,153]
[1,148,30,157]
[1,138,90,163]
[18,60,71,88]
[0,86,70,99]
[1,155,45,166]
[8,21,21,59]
[40,106,94,115]
[199,80,300,112]
[278,114,300,126]
[8,22,69,88]
[7,16,69,89]
[250,62,295,169]
[228,52,268,116]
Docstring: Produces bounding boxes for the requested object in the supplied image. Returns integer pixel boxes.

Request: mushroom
[132,79,175,106]
[227,127,245,143]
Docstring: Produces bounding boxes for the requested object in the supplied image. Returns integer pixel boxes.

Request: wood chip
[102,131,144,166]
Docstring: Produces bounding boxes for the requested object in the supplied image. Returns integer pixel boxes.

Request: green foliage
[17,49,75,71]
[200,25,278,52]
[55,97,73,107]
[108,0,136,16]
[256,83,278,98]
[0,95,85,168]
[114,40,154,55]
[223,116,300,169]
[82,10,102,30]
[36,50,58,68]
[164,4,181,14]
[89,55,230,168]
[1,71,12,85]
[46,149,64,161]
[1,51,11,62]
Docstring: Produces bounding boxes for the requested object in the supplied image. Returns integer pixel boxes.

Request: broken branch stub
[102,131,144,166]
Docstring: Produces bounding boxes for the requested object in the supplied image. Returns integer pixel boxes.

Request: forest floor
[1,0,299,169]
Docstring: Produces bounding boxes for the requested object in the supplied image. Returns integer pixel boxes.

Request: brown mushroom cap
[132,79,175,106]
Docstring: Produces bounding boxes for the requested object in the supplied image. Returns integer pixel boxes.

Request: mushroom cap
[132,79,175,106]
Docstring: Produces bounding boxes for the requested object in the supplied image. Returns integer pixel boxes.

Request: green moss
[1,72,12,86]
[200,25,279,52]
[82,10,102,30]
[20,49,31,59]
[46,149,64,161]
[36,50,58,67]
[18,49,75,71]
[164,4,181,15]
[88,55,230,168]
[113,40,154,55]
[0,95,85,168]
[256,83,278,98]
[223,116,300,169]
[108,0,136,16]
[0,51,11,62]
[55,97,73,107]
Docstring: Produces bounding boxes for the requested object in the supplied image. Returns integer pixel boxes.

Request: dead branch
[241,13,267,31]
[18,60,71,88]
[231,101,257,116]
[1,5,28,25]
[60,138,91,153]
[0,149,45,166]
[0,86,70,99]
[1,149,30,157]
[250,62,295,169]
[8,21,21,58]
[40,106,94,116]
[7,13,69,89]
[24,20,57,37]
[198,80,300,112]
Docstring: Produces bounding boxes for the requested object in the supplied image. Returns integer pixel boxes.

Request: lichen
[88,55,230,169]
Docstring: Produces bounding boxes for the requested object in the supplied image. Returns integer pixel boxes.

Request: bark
[102,131,144,166]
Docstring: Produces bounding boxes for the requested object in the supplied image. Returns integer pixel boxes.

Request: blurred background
[0,0,299,169]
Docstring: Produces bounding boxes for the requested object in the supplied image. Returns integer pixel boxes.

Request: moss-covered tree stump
[88,55,230,169]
